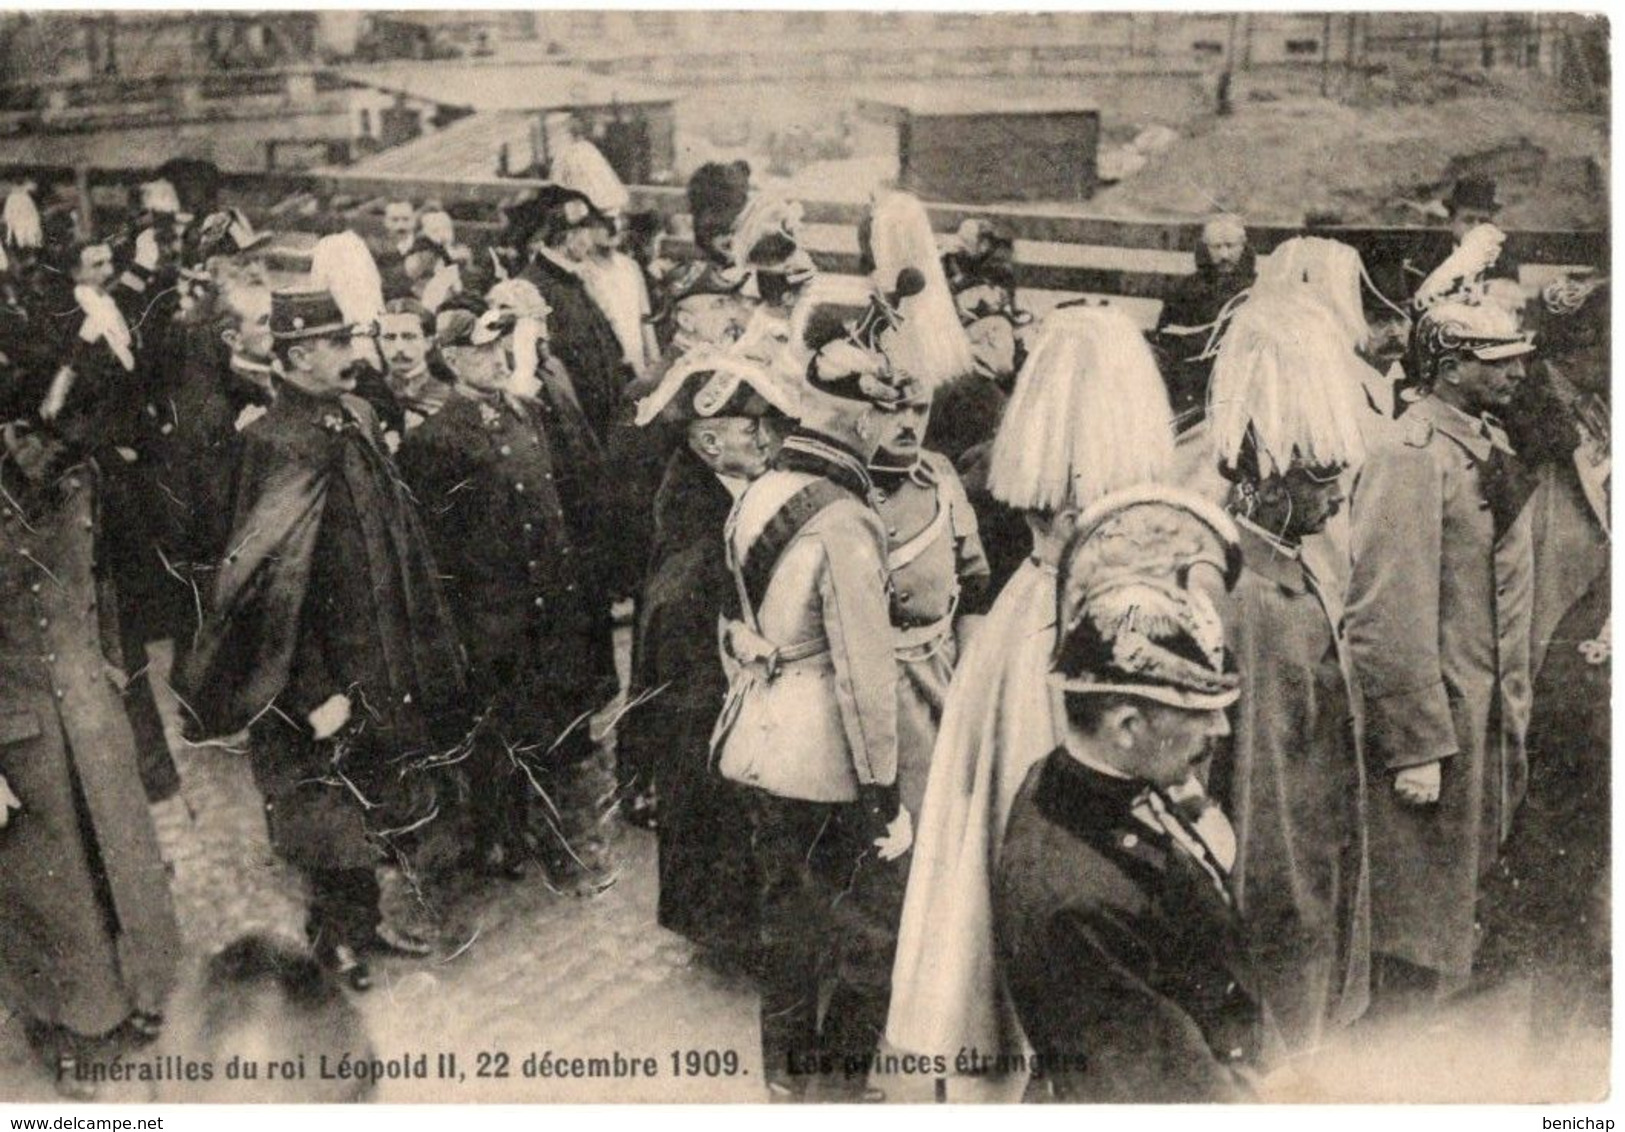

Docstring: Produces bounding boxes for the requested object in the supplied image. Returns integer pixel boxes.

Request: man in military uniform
[995,487,1275,1102]
[714,278,912,1101]
[0,419,180,1097]
[621,349,797,957]
[376,298,453,433]
[1205,291,1373,1055]
[180,290,468,990]
[41,236,184,803]
[1344,300,1536,1007]
[397,306,616,882]
[868,382,990,819]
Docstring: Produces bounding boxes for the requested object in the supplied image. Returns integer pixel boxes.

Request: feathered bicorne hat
[786,271,924,408]
[1051,485,1242,712]
[551,134,630,217]
[634,347,801,427]
[1207,287,1370,482]
[987,305,1176,513]
[730,192,810,276]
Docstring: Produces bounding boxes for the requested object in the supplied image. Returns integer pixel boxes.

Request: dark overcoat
[0,458,180,1036]
[178,385,468,867]
[396,387,616,742]
[520,253,628,444]
[995,750,1274,1102]
[620,446,756,947]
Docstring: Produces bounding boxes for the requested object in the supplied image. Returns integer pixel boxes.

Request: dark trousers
[748,790,901,1095]
[307,867,381,955]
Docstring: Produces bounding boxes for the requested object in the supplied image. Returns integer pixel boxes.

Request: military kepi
[270,289,355,342]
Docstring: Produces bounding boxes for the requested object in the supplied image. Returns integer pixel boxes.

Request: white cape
[886,555,1061,1061]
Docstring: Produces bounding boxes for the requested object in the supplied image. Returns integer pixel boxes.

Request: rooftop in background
[336,62,673,114]
[331,111,533,180]
[856,87,1101,118]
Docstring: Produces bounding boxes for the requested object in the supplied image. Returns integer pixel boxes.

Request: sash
[738,478,851,616]
[711,478,851,760]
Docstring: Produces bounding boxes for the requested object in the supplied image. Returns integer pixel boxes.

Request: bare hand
[1394,761,1442,806]
[0,773,20,829]
[875,805,913,861]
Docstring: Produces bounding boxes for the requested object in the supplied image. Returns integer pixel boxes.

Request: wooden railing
[2,163,1609,315]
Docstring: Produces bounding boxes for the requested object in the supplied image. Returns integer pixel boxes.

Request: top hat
[1445,176,1500,215]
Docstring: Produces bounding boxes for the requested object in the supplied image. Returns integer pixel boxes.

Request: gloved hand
[134,227,161,272]
[308,693,353,741]
[875,805,913,862]
[858,783,903,852]
[1394,761,1442,806]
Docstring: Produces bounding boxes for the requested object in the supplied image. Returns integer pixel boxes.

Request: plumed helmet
[1408,299,1534,388]
[1051,485,1243,712]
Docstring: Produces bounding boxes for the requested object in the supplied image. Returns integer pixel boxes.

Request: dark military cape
[995,750,1276,1102]
[179,385,466,743]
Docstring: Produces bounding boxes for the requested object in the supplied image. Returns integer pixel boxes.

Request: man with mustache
[376,298,453,430]
[1344,299,1536,1013]
[868,377,989,823]
[397,306,616,883]
[994,486,1274,1101]
[181,289,467,990]
[1205,290,1374,1055]
[621,349,797,960]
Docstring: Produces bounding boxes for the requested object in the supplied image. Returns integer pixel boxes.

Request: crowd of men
[0,148,1608,1103]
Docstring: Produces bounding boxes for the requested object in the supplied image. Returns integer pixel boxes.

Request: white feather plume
[552,137,630,216]
[3,183,41,249]
[1207,287,1369,478]
[310,230,385,325]
[987,306,1176,513]
[1414,222,1506,310]
[867,190,976,388]
[1254,236,1370,350]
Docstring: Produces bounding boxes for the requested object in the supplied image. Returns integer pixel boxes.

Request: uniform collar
[774,429,874,500]
[1034,746,1148,841]
[1235,515,1307,594]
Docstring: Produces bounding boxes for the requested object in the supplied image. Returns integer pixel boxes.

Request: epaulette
[1401,414,1435,449]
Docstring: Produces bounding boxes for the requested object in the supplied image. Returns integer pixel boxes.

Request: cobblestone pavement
[0,639,791,1104]
[0,644,1606,1104]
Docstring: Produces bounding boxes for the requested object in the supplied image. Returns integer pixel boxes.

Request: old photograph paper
[0,6,1610,1109]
